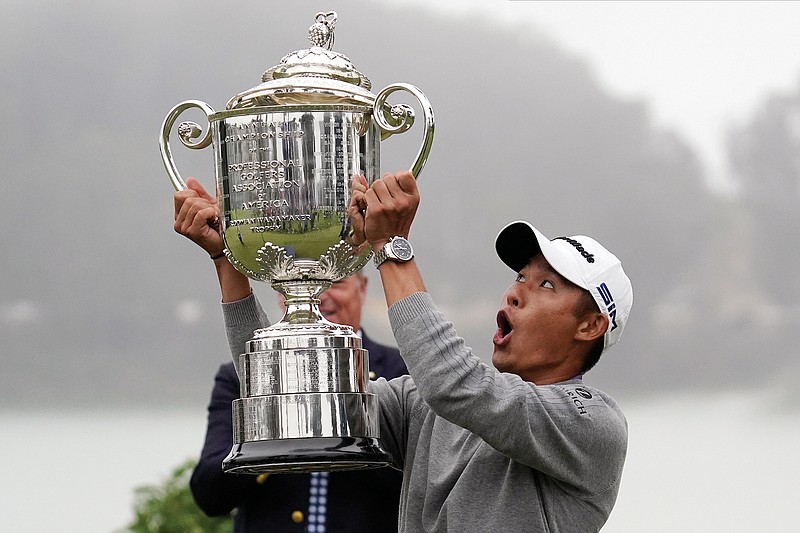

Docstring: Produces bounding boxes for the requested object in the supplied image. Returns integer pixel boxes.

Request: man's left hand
[360,171,419,248]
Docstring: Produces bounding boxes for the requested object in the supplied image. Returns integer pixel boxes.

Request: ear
[575,312,608,343]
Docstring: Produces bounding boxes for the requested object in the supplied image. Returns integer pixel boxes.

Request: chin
[491,350,509,372]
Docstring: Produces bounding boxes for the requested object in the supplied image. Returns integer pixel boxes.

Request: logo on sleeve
[560,387,590,416]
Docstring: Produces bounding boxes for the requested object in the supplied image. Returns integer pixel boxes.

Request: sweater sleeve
[222,292,271,376]
[369,374,422,470]
[388,292,628,495]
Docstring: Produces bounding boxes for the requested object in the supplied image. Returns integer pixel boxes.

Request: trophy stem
[273,280,332,325]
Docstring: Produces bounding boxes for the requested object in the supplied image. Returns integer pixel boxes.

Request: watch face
[391,238,414,260]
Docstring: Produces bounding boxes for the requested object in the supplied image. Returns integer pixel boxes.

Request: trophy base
[222,436,394,474]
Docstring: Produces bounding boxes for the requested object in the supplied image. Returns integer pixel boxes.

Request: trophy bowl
[159,11,433,473]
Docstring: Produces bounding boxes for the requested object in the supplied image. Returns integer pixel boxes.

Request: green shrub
[120,459,233,533]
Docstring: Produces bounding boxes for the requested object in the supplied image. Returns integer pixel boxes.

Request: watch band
[373,245,389,268]
[373,236,413,268]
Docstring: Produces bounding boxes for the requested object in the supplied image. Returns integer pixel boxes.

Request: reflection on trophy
[159,11,434,473]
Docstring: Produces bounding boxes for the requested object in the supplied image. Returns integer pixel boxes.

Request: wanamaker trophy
[159,11,434,473]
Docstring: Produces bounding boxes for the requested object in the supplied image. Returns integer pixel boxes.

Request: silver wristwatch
[373,236,414,268]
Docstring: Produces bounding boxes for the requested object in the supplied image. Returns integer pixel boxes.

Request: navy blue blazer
[191,332,408,533]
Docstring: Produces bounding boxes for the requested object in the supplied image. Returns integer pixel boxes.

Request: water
[0,408,207,532]
[605,390,799,532]
[1,391,796,532]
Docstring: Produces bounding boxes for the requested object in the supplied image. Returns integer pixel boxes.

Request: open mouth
[494,310,513,345]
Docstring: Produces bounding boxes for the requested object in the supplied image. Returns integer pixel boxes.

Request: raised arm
[173,177,251,303]
[348,172,427,306]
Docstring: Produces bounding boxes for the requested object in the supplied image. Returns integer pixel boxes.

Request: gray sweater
[223,292,627,532]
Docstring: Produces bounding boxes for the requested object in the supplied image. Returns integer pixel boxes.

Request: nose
[319,290,332,306]
[504,286,520,308]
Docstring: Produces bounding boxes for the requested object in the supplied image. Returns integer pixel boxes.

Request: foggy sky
[1,0,798,409]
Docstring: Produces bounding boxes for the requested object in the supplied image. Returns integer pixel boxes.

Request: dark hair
[573,290,604,373]
[581,339,604,374]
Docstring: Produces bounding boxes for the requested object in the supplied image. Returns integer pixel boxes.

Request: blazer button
[256,473,269,484]
[291,510,304,524]
[369,371,377,380]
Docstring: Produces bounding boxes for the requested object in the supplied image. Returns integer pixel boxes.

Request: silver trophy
[160,11,434,473]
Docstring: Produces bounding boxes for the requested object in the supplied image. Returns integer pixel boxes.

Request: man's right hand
[173,177,224,256]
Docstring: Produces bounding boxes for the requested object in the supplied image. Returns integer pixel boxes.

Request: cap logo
[597,282,618,332]
[554,237,595,263]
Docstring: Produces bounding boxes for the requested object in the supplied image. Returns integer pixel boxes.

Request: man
[174,178,408,533]
[177,170,633,531]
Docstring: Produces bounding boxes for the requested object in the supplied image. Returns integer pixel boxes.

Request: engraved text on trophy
[218,111,374,275]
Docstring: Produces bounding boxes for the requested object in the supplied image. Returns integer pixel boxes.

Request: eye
[515,273,525,283]
[541,279,555,289]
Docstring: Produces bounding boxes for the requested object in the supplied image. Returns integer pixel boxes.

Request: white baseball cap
[495,221,633,353]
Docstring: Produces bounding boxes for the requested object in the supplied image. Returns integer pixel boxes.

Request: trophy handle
[373,83,435,178]
[159,100,215,191]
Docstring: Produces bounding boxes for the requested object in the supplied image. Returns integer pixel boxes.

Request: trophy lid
[227,12,376,109]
